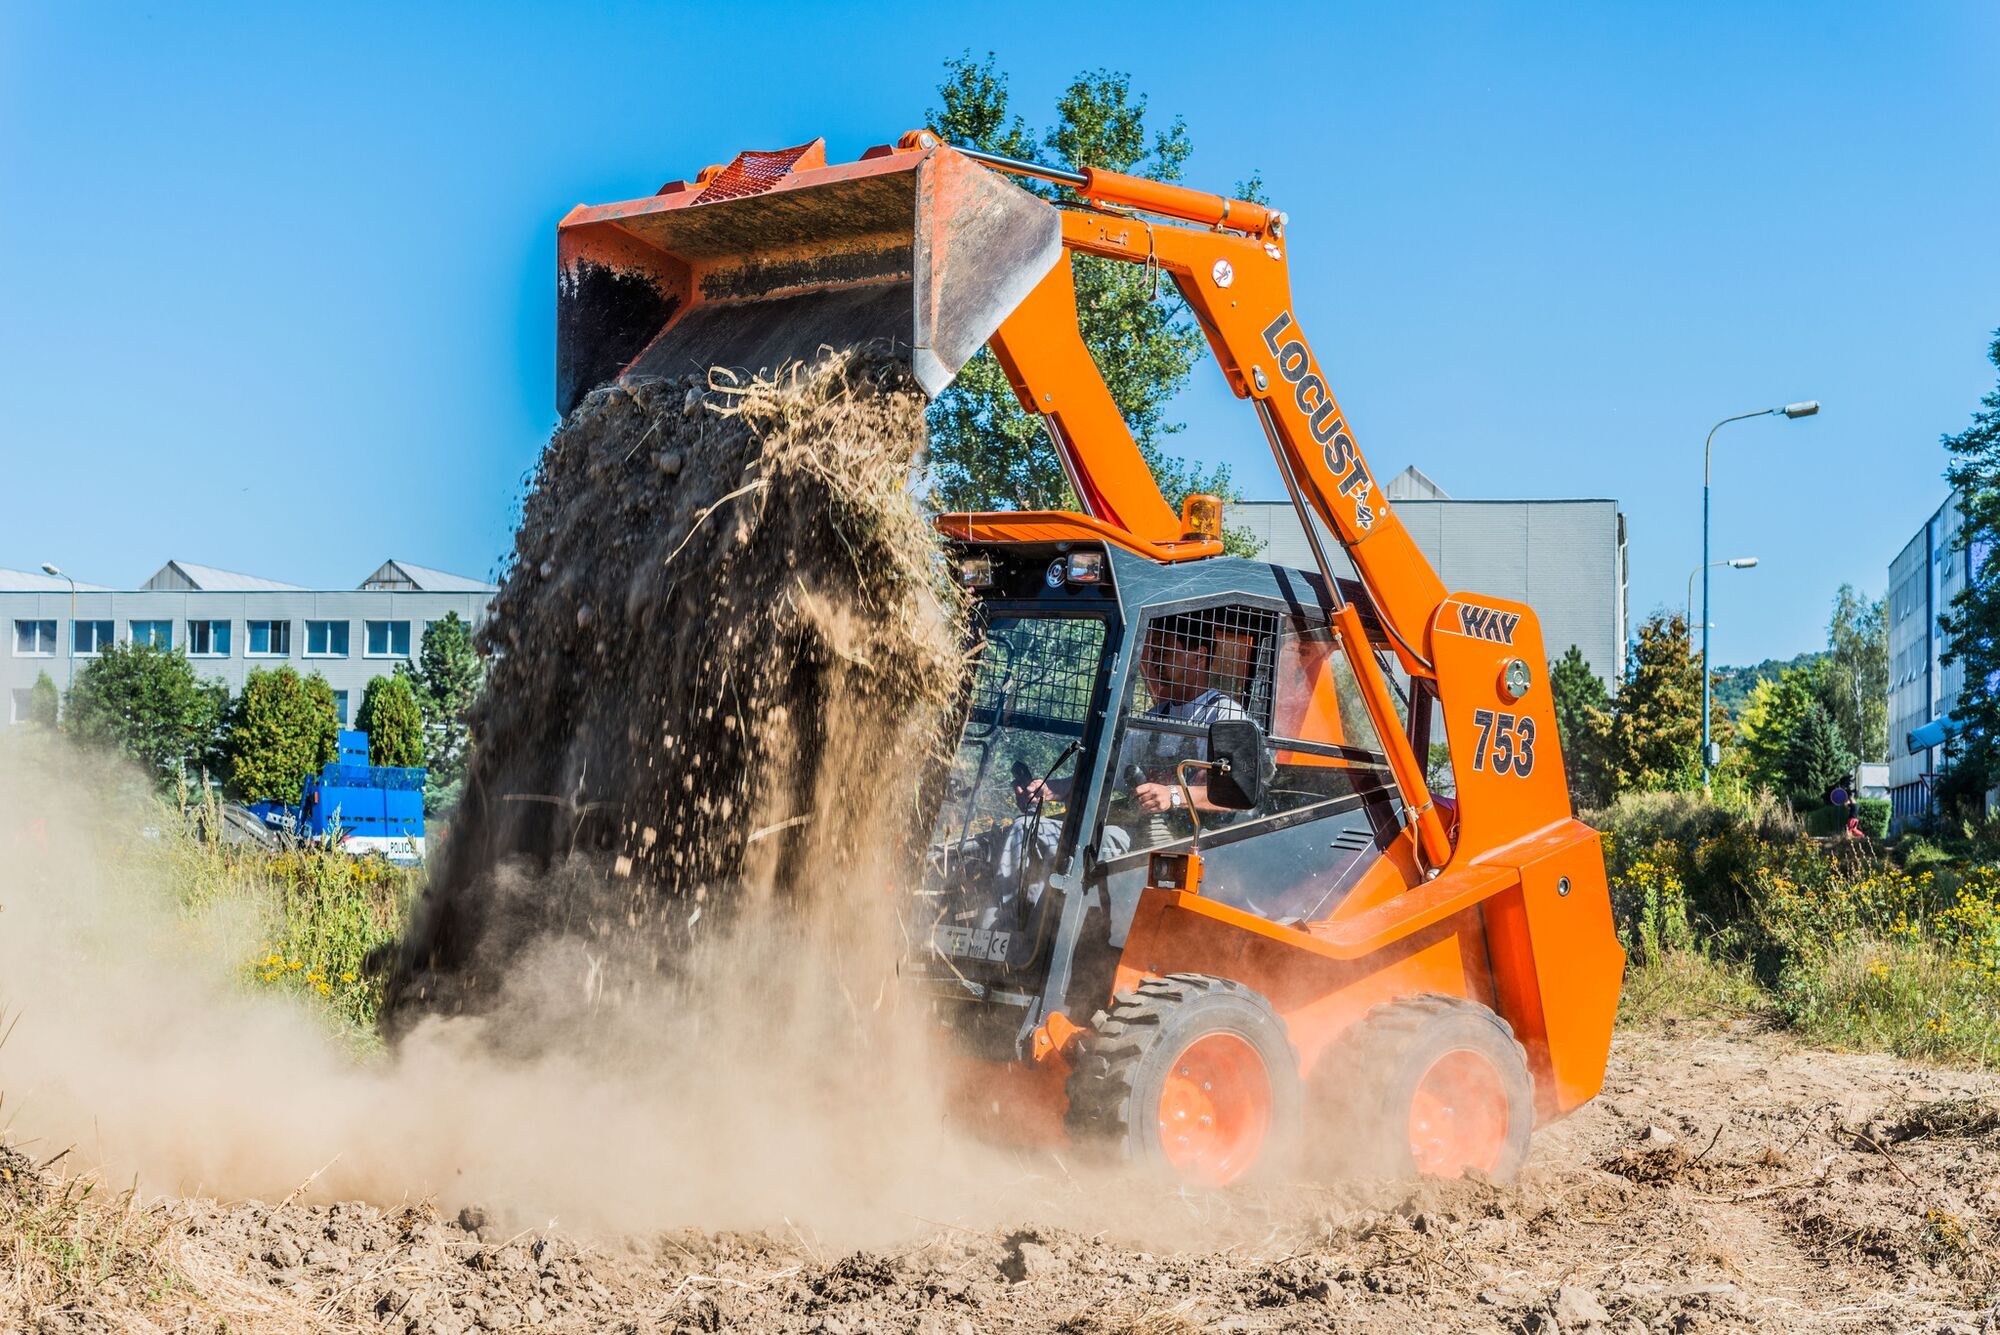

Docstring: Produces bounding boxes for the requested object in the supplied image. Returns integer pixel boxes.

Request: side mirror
[1205,718,1266,810]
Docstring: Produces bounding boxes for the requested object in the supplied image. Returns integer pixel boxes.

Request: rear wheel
[1065,974,1303,1187]
[1311,995,1534,1180]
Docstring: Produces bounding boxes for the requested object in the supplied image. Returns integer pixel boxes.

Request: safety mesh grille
[966,617,1106,735]
[1132,604,1280,732]
[695,144,817,203]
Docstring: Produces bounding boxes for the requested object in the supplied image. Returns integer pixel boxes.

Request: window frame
[246,619,292,657]
[364,619,412,658]
[72,620,115,657]
[305,620,350,658]
[186,619,232,658]
[12,619,58,657]
[129,620,173,651]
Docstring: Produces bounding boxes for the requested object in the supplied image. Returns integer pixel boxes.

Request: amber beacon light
[1180,493,1224,543]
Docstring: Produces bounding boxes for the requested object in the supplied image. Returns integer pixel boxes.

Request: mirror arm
[1173,757,1220,851]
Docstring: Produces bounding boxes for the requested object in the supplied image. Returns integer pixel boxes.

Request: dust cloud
[0,355,1053,1244]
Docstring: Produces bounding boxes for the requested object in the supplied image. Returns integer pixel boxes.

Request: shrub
[1858,797,1891,840]
[1904,837,1955,873]
[26,671,57,727]
[249,846,416,1031]
[224,667,339,802]
[1602,787,2000,1064]
[1597,789,1801,955]
[356,672,424,768]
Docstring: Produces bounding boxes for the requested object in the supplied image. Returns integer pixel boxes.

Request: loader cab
[913,540,1418,1053]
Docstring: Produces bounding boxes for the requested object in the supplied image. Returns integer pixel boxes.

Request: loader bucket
[556,139,1063,415]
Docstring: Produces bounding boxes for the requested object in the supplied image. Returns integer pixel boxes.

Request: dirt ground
[9,1018,2000,1334]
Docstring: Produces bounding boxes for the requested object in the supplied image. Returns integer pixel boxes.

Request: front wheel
[1311,995,1535,1180]
[1065,974,1303,1187]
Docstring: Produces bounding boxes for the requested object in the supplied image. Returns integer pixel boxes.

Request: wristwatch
[1169,788,1185,809]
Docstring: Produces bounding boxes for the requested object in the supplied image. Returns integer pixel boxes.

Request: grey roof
[144,560,307,592]
[0,567,112,593]
[361,559,498,593]
[1384,465,1452,501]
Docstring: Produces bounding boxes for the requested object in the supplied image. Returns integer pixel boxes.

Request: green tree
[1821,584,1887,763]
[1940,329,2000,805]
[1738,663,1820,796]
[64,642,228,782]
[413,611,481,788]
[1605,612,1726,794]
[1785,697,1857,803]
[26,671,58,727]
[925,54,1263,555]
[224,666,339,802]
[357,672,425,768]
[1548,645,1613,808]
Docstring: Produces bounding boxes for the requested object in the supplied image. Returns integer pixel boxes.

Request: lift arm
[972,151,1448,674]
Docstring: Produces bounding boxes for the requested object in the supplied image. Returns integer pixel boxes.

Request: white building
[4,559,494,727]
[1230,466,1629,687]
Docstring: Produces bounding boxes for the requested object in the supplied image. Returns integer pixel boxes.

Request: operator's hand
[1134,782,1177,814]
[1024,778,1056,803]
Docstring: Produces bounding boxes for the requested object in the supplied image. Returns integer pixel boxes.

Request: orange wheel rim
[1156,1032,1271,1187]
[1408,1048,1510,1177]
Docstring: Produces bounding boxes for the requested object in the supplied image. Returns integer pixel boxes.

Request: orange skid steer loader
[556,133,1626,1186]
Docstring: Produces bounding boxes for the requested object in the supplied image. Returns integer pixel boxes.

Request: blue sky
[3,2,1995,666]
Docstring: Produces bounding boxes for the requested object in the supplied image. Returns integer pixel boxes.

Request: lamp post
[1702,403,1817,787]
[1687,557,1759,629]
[39,562,76,703]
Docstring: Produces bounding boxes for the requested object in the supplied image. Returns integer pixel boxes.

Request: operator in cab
[1119,613,1252,819]
[1025,613,1252,829]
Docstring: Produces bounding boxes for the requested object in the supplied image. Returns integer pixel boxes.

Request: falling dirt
[8,1021,1999,1332]
[385,351,964,1029]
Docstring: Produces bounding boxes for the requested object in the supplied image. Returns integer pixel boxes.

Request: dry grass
[2,1159,189,1332]
[1618,947,1770,1027]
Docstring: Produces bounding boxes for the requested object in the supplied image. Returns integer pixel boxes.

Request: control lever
[1125,762,1171,846]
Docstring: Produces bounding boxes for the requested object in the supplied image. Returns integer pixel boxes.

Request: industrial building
[4,559,495,727]
[1887,491,1985,828]
[1230,467,1629,687]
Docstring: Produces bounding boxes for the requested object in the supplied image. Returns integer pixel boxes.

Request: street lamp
[1702,402,1818,786]
[1687,557,1759,629]
[40,562,77,704]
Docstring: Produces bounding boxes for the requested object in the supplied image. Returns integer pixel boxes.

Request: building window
[130,620,173,650]
[247,620,291,656]
[365,620,412,657]
[13,620,57,656]
[333,690,350,725]
[73,620,114,656]
[187,620,231,657]
[9,688,34,725]
[306,621,350,656]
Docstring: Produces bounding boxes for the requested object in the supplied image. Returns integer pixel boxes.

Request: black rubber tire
[1309,994,1535,1181]
[1065,973,1304,1185]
